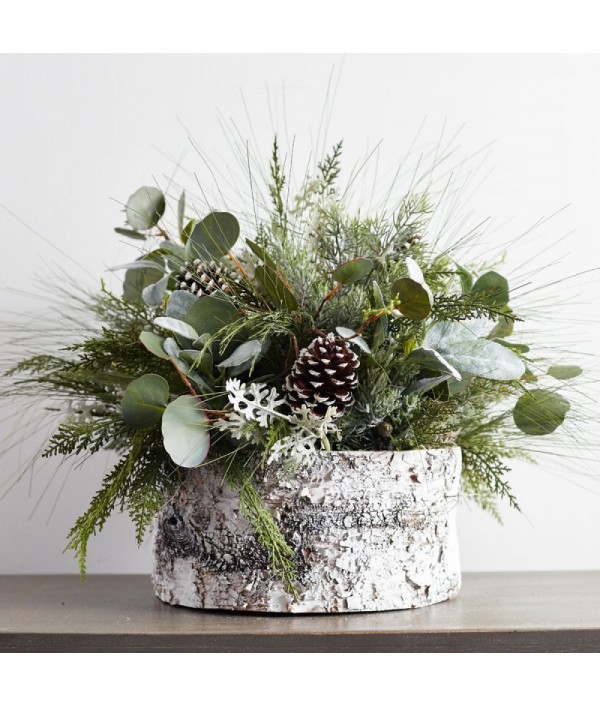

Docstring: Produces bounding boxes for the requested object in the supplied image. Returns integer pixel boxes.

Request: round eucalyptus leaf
[513,389,570,435]
[139,331,170,360]
[405,257,424,284]
[391,277,433,320]
[142,275,169,307]
[548,365,583,380]
[123,265,163,304]
[472,271,509,306]
[166,290,198,320]
[332,258,374,285]
[153,316,198,341]
[185,296,241,337]
[126,186,166,231]
[161,396,210,468]
[179,348,214,377]
[187,212,240,260]
[217,339,262,369]
[121,374,169,429]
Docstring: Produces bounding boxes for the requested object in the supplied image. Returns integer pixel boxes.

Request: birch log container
[152,447,462,613]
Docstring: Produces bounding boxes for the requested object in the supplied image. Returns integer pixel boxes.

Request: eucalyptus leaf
[548,365,583,380]
[153,317,198,341]
[123,264,163,304]
[154,242,186,270]
[139,331,170,361]
[142,275,169,307]
[108,260,164,272]
[472,271,509,306]
[424,320,490,349]
[185,296,241,337]
[513,389,570,435]
[126,186,166,231]
[121,374,169,429]
[162,337,181,359]
[442,338,525,381]
[166,290,198,320]
[114,227,147,240]
[187,212,240,261]
[332,258,374,285]
[405,257,425,283]
[407,347,462,380]
[391,277,433,320]
[217,339,262,369]
[179,348,214,377]
[161,396,210,468]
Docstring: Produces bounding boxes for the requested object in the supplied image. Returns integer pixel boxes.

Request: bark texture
[152,447,462,613]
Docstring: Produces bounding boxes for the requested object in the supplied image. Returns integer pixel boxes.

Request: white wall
[0,54,598,574]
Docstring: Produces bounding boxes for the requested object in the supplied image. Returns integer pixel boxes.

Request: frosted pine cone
[285,333,360,418]
[175,260,233,297]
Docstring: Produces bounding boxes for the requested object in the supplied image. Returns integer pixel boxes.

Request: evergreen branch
[317,141,343,192]
[432,293,521,323]
[226,461,299,600]
[269,135,288,238]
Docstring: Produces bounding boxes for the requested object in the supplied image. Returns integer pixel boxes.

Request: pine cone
[285,333,360,418]
[175,260,234,298]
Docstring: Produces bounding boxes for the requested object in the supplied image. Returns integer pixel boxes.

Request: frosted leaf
[225,378,286,427]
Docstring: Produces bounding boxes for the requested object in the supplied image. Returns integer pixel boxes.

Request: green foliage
[43,417,127,458]
[269,136,288,238]
[226,459,298,598]
[513,389,570,436]
[126,186,166,231]
[317,140,343,192]
[187,212,240,261]
[65,427,174,574]
[3,135,588,586]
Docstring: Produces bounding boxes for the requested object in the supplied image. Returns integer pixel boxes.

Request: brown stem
[356,312,385,337]
[227,252,251,281]
[315,282,343,320]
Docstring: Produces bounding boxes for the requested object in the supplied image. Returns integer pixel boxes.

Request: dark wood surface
[1,572,599,652]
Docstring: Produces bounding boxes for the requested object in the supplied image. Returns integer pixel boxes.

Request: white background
[0,54,599,574]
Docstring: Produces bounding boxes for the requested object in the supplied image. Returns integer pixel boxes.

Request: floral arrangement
[3,138,586,592]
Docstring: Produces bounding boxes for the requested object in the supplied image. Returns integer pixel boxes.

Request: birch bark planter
[152,447,462,613]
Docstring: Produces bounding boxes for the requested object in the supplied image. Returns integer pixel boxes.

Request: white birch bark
[152,447,462,613]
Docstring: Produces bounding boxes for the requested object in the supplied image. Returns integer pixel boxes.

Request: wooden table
[1,572,598,652]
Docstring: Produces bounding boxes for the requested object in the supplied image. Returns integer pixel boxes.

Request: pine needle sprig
[226,460,299,599]
[65,426,171,574]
